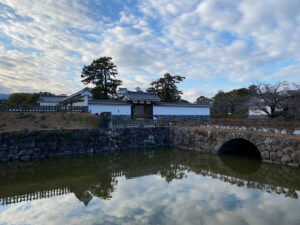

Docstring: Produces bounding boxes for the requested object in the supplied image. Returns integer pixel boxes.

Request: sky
[0,0,299,102]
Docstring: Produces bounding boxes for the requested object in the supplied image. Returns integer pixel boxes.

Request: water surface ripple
[0,148,300,225]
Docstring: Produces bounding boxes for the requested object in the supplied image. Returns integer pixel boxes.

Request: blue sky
[0,0,299,101]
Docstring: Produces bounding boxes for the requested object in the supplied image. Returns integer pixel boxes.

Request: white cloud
[1,174,300,225]
[0,0,299,100]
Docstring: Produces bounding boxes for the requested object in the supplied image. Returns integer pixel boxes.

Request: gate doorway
[131,104,153,119]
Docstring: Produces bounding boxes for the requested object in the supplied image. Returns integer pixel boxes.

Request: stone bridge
[170,127,300,167]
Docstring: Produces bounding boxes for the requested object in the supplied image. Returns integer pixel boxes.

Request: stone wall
[169,127,300,167]
[1,126,300,167]
[0,127,169,162]
[112,115,131,120]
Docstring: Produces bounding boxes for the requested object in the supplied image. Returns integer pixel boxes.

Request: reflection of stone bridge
[0,149,300,206]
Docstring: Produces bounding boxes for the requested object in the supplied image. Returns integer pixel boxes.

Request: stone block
[272,146,281,152]
[283,146,294,154]
[291,151,300,163]
[265,145,272,151]
[281,155,291,163]
[261,151,269,159]
[270,152,277,161]
[288,162,299,167]
[277,151,283,157]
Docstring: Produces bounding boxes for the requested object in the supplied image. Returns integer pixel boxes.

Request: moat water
[0,148,300,225]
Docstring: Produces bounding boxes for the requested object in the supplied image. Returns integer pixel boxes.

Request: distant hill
[0,94,10,100]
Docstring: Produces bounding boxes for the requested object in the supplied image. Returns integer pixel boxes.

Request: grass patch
[0,112,99,133]
[16,113,36,120]
[40,115,47,120]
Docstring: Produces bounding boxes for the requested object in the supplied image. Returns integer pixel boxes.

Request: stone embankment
[1,126,300,167]
[170,127,300,167]
[0,128,169,162]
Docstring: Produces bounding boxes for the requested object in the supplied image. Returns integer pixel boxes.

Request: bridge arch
[217,138,262,159]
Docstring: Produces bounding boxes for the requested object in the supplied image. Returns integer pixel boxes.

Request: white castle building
[38,88,211,121]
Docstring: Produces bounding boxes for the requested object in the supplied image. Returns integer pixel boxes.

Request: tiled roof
[60,87,90,102]
[88,100,131,105]
[38,96,67,103]
[125,91,160,101]
[154,102,211,108]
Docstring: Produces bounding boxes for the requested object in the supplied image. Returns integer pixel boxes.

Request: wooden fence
[0,105,89,113]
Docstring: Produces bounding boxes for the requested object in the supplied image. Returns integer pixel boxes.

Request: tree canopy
[195,96,212,104]
[7,92,54,105]
[211,88,251,115]
[251,81,290,118]
[146,73,185,102]
[81,57,122,99]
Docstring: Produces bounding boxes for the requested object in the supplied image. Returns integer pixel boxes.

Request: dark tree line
[6,92,54,105]
[211,88,252,116]
[251,81,300,118]
[201,81,300,119]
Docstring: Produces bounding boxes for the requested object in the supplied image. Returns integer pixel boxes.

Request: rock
[261,151,269,159]
[270,152,277,161]
[288,162,299,167]
[281,155,291,163]
[272,146,281,152]
[283,146,294,154]
[291,151,300,162]
[277,151,283,157]
[265,145,272,151]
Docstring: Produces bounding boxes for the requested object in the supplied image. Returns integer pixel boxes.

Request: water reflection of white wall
[0,174,300,225]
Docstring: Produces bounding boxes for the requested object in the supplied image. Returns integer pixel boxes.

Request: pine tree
[147,73,185,102]
[81,57,122,99]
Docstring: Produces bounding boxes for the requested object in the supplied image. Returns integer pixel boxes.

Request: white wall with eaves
[153,106,210,115]
[88,104,131,115]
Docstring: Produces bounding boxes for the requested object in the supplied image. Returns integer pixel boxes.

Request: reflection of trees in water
[0,148,300,206]
[89,177,118,200]
[159,165,187,183]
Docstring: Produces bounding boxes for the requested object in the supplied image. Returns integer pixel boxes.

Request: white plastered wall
[88,104,131,115]
[153,106,210,115]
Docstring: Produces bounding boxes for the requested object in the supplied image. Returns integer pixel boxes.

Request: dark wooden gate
[132,104,153,119]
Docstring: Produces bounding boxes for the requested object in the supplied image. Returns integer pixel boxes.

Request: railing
[0,188,70,205]
[113,120,169,127]
[0,105,89,113]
